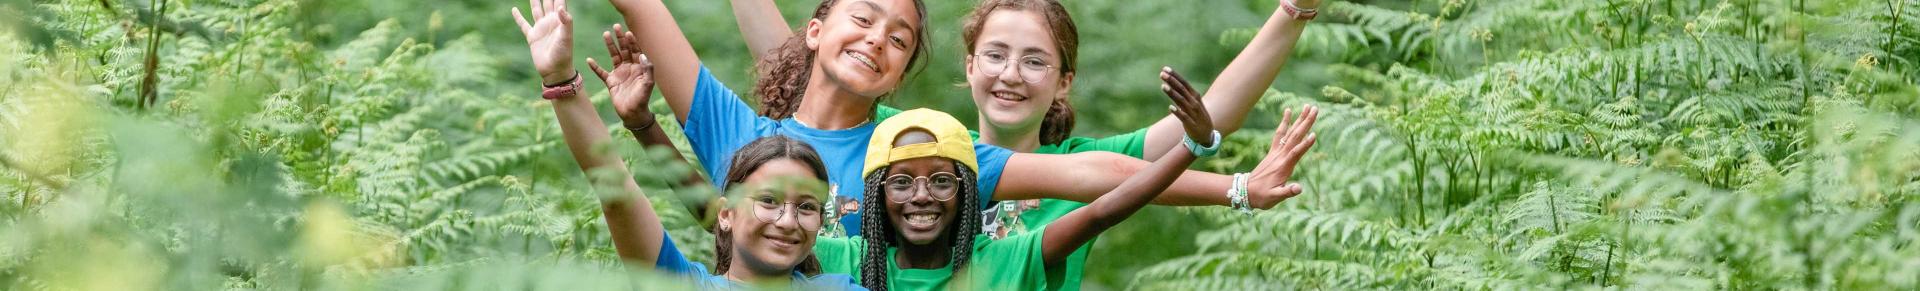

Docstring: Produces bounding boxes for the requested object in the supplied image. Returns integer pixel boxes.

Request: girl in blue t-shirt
[510,1,860,289]
[606,0,1319,238]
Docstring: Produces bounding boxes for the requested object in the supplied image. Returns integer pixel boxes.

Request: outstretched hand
[513,0,576,85]
[1245,105,1319,209]
[1161,67,1216,147]
[587,24,657,129]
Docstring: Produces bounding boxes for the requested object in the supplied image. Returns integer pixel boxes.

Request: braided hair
[713,136,827,276]
[857,165,981,291]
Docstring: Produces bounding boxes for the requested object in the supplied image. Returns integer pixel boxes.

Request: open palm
[513,0,575,85]
[587,24,656,128]
[1246,105,1319,209]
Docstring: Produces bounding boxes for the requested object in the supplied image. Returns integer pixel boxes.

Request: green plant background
[3,0,1918,290]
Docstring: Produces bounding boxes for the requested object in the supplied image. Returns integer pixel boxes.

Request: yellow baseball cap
[862,108,979,177]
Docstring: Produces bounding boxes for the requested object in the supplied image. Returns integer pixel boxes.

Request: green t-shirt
[1016,128,1148,291]
[876,105,1151,291]
[814,232,1049,291]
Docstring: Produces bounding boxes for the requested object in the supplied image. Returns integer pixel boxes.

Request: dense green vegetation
[3,0,1918,290]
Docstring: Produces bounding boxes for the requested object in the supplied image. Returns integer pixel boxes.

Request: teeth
[994,92,1025,101]
[848,52,877,72]
[906,213,939,224]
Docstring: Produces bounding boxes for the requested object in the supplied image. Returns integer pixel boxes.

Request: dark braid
[857,165,983,291]
[949,166,981,271]
[858,168,895,291]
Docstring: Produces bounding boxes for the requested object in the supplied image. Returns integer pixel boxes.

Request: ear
[715,197,734,230]
[1057,71,1075,96]
[963,54,982,78]
[805,19,825,50]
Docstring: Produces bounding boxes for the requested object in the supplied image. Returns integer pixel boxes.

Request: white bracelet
[1228,173,1252,214]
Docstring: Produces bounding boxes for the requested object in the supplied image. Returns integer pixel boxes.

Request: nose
[771,204,802,229]
[998,63,1028,85]
[907,184,935,204]
[863,27,886,53]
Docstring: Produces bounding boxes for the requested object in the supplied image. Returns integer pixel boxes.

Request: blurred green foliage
[4,0,1920,290]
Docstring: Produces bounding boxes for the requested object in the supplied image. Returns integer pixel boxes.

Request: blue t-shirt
[682,65,1012,237]
[656,232,866,290]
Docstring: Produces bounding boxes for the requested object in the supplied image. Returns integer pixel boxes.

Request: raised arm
[607,0,705,122]
[515,0,665,265]
[592,24,707,188]
[1039,72,1215,268]
[998,104,1320,210]
[729,0,794,61]
[1139,0,1320,160]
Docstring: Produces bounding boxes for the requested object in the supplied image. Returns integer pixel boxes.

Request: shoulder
[802,273,869,291]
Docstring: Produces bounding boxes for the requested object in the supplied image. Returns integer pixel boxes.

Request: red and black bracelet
[541,73,582,100]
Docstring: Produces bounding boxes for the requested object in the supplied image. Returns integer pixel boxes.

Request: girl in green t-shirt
[822,87,1314,290]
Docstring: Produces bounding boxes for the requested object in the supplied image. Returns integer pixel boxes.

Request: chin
[826,66,894,98]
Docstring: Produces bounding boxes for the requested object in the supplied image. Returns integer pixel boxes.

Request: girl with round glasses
[510,1,861,288]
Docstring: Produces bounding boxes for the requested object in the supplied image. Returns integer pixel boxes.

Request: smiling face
[881,130,961,245]
[966,9,1073,135]
[721,158,828,275]
[806,0,924,99]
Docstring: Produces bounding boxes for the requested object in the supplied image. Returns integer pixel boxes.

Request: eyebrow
[853,0,919,39]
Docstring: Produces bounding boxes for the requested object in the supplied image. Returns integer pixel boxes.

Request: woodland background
[3,0,1919,290]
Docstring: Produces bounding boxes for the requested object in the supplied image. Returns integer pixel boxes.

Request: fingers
[622,29,642,61]
[637,53,653,71]
[1286,106,1319,153]
[1290,132,1318,159]
[602,30,623,63]
[511,8,533,38]
[1161,84,1195,125]
[588,58,611,84]
[531,0,544,19]
[558,0,572,24]
[1166,67,1200,104]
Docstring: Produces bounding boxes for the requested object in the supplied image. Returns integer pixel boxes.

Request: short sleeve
[812,236,867,277]
[874,105,905,122]
[967,233,1048,290]
[681,65,775,189]
[1059,127,1150,158]
[971,143,1014,208]
[654,232,710,276]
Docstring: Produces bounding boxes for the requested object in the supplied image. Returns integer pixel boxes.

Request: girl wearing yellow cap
[603,0,1320,240]
[806,84,1312,290]
[512,2,861,289]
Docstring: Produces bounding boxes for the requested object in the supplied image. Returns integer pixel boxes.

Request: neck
[794,68,876,130]
[892,238,952,269]
[723,260,794,284]
[976,120,1043,152]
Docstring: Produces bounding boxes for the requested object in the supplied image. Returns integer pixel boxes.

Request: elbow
[1095,152,1146,176]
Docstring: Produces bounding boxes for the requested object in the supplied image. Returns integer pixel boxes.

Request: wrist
[542,73,582,100]
[1183,130,1222,158]
[623,118,658,132]
[542,70,578,86]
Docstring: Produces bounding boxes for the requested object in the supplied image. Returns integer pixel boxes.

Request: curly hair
[755,0,933,120]
[713,136,828,276]
[857,165,981,291]
[961,0,1080,145]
